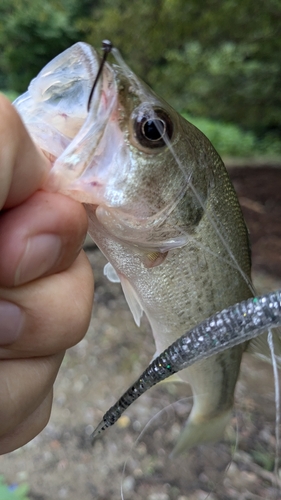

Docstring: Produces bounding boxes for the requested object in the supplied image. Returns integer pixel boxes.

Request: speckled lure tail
[92,290,281,442]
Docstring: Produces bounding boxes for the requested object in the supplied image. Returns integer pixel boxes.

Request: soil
[229,166,281,279]
[1,164,281,500]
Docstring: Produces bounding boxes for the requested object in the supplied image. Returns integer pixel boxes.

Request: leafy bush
[0,90,19,101]
[0,476,30,500]
[182,113,281,158]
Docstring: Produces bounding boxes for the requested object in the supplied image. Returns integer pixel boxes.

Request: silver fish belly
[14,41,255,451]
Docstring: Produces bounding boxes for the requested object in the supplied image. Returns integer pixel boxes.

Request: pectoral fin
[103,262,121,283]
[103,263,144,327]
[120,275,143,327]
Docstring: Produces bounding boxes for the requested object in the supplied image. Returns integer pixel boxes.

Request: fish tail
[171,406,232,456]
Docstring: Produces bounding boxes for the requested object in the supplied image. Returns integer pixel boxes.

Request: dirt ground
[1,164,281,500]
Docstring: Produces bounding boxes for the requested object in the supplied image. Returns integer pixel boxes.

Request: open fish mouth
[14,42,124,206]
[14,42,195,251]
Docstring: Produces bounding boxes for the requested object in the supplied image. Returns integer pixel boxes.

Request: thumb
[0,94,50,210]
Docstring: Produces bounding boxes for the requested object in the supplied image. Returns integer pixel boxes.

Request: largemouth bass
[14,42,274,453]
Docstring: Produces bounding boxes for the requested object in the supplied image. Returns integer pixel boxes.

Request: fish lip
[14,42,109,178]
[44,51,120,204]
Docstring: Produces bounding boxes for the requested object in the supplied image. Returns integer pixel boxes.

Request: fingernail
[15,234,62,285]
[0,300,24,345]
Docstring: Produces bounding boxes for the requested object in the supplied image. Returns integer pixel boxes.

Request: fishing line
[201,411,239,500]
[97,41,281,498]
[136,194,254,273]
[94,42,253,281]
[108,49,257,325]
[92,43,281,479]
[155,117,255,293]
[268,328,280,481]
[120,396,195,500]
[150,104,281,474]
[11,39,281,497]
[104,43,281,464]
[91,289,281,444]
[112,43,254,291]
[112,46,145,97]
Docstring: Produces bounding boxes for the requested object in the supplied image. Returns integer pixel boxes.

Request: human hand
[0,95,94,454]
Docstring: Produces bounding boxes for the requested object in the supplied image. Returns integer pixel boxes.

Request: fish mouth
[42,43,123,206]
[13,42,123,207]
[14,41,188,250]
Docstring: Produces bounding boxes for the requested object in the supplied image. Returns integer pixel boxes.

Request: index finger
[0,94,50,210]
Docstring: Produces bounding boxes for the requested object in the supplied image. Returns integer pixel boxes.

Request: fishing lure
[92,290,281,441]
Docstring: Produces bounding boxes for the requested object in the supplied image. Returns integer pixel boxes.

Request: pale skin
[0,95,94,454]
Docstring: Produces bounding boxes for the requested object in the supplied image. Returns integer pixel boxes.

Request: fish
[13,41,279,453]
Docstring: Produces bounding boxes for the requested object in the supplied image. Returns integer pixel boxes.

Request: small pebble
[85,424,94,436]
[195,491,217,500]
[148,493,169,500]
[16,471,28,482]
[117,415,131,429]
[58,487,69,498]
[133,468,143,478]
[226,462,239,478]
[122,475,135,492]
[132,420,142,431]
[43,451,53,462]
[137,442,147,457]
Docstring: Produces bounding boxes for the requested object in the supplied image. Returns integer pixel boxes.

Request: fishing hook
[87,39,113,112]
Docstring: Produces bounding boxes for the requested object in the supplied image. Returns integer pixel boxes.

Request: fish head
[15,42,215,253]
[13,43,103,159]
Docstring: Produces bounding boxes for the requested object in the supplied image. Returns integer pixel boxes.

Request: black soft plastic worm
[92,290,281,442]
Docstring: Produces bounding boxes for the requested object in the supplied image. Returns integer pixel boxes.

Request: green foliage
[251,446,275,471]
[183,114,256,157]
[183,114,281,157]
[81,0,281,136]
[258,133,281,157]
[0,90,19,101]
[0,0,95,92]
[0,476,30,500]
[0,0,280,148]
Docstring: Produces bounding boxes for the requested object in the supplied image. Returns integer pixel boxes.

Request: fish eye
[134,109,173,149]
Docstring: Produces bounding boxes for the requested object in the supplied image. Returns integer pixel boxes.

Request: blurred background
[1,1,281,499]
[1,0,281,158]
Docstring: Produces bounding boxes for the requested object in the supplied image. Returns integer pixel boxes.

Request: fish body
[14,42,253,451]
